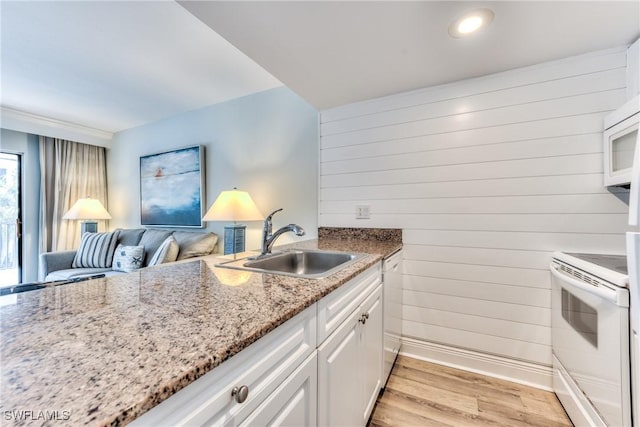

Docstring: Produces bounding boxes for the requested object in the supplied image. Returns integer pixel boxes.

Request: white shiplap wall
[319,47,631,372]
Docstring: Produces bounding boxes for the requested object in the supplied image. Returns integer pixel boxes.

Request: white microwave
[603,95,639,187]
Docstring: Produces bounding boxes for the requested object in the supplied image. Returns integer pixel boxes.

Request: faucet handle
[266,208,283,221]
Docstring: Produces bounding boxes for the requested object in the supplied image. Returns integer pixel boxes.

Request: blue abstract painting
[140,146,205,227]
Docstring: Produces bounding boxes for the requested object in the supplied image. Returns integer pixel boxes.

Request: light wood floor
[368,355,573,427]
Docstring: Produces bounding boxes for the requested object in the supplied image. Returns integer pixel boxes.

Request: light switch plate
[355,205,370,219]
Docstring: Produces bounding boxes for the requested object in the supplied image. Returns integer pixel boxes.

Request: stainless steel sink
[215,249,365,279]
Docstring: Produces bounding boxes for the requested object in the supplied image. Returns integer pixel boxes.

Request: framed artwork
[140,145,205,228]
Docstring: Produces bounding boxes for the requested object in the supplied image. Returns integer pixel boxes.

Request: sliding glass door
[0,152,22,286]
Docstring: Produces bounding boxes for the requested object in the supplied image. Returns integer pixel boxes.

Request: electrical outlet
[355,205,370,219]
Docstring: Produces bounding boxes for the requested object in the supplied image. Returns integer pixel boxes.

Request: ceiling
[0,1,281,133]
[181,1,640,110]
[1,1,638,136]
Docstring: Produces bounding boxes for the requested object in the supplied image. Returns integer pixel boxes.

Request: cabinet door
[361,285,383,424]
[317,307,361,427]
[241,352,317,427]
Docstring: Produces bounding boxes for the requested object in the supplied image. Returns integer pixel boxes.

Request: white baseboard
[400,337,553,391]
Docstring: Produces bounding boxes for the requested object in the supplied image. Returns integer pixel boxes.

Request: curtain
[39,137,108,252]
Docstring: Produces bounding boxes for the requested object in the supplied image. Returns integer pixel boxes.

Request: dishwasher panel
[382,250,403,385]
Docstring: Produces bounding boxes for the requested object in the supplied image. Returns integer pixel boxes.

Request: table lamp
[203,188,264,255]
[63,197,112,234]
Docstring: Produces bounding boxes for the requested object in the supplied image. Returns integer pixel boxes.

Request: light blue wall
[108,86,319,252]
[0,129,40,282]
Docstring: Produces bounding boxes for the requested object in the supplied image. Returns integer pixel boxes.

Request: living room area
[0,81,319,288]
[0,1,320,288]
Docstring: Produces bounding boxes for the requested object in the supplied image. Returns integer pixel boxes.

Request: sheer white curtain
[39,137,108,252]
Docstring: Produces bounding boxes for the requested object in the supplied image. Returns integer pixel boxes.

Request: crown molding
[0,106,113,148]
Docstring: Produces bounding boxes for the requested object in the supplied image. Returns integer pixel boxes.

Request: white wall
[0,129,40,282]
[320,47,630,371]
[108,87,318,251]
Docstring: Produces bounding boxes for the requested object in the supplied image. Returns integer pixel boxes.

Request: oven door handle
[550,263,620,305]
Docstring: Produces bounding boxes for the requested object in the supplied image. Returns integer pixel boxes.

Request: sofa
[39,228,218,282]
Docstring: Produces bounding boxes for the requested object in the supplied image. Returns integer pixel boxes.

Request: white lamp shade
[203,189,263,222]
[63,197,112,220]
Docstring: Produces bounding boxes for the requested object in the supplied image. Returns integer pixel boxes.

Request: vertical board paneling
[319,48,629,366]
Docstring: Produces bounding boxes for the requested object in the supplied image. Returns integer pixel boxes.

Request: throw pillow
[138,229,173,267]
[174,232,218,260]
[148,236,179,266]
[114,228,146,246]
[72,231,120,268]
[112,245,145,273]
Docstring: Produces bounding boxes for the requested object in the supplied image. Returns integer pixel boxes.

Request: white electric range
[551,252,632,427]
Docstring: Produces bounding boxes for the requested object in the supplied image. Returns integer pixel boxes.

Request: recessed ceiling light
[449,8,494,38]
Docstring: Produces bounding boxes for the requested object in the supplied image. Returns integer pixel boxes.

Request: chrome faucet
[260,208,305,256]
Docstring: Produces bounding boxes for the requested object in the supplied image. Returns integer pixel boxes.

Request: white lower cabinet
[130,305,316,427]
[131,262,384,427]
[241,352,317,427]
[317,284,383,427]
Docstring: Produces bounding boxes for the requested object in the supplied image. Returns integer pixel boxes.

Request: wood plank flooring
[368,355,573,427]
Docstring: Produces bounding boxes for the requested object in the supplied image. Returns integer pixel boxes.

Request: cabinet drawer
[317,263,381,345]
[130,305,316,427]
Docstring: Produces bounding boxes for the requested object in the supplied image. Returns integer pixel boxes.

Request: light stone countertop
[0,237,401,427]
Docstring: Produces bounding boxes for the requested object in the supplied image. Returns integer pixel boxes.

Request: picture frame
[140,145,205,228]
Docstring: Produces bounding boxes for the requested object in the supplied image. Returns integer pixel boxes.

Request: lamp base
[81,221,98,234]
[224,225,246,255]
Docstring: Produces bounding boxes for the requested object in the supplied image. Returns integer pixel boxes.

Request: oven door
[551,262,631,427]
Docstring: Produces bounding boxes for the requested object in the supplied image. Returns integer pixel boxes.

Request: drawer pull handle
[359,313,369,324]
[231,385,249,403]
